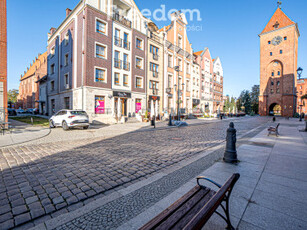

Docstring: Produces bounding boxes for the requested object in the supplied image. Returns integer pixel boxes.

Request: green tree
[237,90,252,114]
[8,89,19,104]
[250,85,260,114]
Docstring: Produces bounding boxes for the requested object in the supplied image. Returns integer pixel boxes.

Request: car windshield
[70,111,87,115]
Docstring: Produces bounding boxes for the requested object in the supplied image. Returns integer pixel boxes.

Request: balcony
[123,41,130,50]
[113,12,132,28]
[153,53,159,61]
[152,71,159,78]
[114,59,122,69]
[114,37,122,47]
[123,61,130,71]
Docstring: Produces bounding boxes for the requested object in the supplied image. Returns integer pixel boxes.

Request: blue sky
[7,0,307,97]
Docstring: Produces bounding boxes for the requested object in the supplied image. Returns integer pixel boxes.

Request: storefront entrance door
[121,98,127,116]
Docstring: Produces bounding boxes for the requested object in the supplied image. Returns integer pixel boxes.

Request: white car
[49,110,89,130]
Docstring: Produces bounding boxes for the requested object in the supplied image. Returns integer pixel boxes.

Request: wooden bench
[268,123,280,136]
[140,173,240,230]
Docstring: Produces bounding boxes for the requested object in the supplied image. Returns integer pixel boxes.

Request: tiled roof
[193,51,203,56]
[21,52,47,80]
[261,7,295,34]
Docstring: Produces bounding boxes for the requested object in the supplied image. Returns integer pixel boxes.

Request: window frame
[64,73,69,86]
[114,72,120,85]
[136,56,143,69]
[96,18,108,36]
[95,42,107,59]
[94,67,107,83]
[135,76,143,89]
[136,37,143,50]
[64,53,69,66]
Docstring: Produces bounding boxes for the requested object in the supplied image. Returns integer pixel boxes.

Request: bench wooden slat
[183,174,240,230]
[155,187,211,230]
[139,186,201,230]
[171,190,216,230]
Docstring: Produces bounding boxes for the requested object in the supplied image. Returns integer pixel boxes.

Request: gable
[261,8,295,35]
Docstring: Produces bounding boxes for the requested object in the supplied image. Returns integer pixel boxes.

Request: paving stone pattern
[0,117,269,228]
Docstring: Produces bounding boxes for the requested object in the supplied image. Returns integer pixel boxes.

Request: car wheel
[62,121,69,131]
[49,120,55,128]
[83,126,89,130]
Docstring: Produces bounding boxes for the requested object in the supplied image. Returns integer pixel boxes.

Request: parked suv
[49,110,89,130]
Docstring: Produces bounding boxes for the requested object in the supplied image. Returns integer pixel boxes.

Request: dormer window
[273,21,279,29]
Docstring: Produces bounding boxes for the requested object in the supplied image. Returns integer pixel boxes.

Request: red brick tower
[0,0,7,121]
[259,7,299,117]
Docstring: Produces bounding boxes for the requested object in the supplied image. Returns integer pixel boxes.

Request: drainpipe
[81,2,85,111]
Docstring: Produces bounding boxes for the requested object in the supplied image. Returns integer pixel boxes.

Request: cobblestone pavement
[0,117,270,229]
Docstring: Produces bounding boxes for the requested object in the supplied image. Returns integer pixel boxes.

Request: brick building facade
[0,0,7,122]
[297,78,307,115]
[259,7,299,117]
[17,52,47,109]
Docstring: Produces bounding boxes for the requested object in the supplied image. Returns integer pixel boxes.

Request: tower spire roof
[261,7,295,35]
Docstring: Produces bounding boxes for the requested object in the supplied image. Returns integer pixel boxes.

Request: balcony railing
[123,41,130,50]
[152,71,159,78]
[153,53,159,61]
[123,61,130,71]
[113,12,132,28]
[114,59,122,69]
[114,37,122,47]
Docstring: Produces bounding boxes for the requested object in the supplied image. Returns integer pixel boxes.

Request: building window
[64,33,69,46]
[168,54,173,68]
[271,81,274,86]
[123,33,129,50]
[114,51,121,68]
[280,50,283,54]
[271,89,274,94]
[178,58,182,71]
[284,36,287,40]
[150,63,159,77]
[136,99,142,113]
[136,38,143,50]
[186,63,190,74]
[51,81,55,91]
[50,64,55,74]
[64,54,69,66]
[64,97,70,109]
[64,73,69,87]
[96,20,106,35]
[276,88,280,93]
[50,47,55,56]
[270,52,272,56]
[136,77,143,88]
[95,68,106,82]
[277,81,280,86]
[95,96,105,114]
[136,57,143,69]
[114,73,120,85]
[51,99,55,114]
[123,74,128,86]
[96,44,106,59]
[271,71,274,76]
[123,54,129,70]
[168,75,172,88]
[178,35,182,48]
[186,79,190,91]
[114,29,121,46]
[268,41,271,44]
[278,71,280,76]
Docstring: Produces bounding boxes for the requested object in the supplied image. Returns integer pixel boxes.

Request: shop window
[95,96,105,114]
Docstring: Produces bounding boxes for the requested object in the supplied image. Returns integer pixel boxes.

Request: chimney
[66,8,72,17]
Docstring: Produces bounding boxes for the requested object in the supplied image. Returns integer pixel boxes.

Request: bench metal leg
[214,188,235,230]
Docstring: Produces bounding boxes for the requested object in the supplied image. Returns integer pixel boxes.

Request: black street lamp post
[297,67,303,79]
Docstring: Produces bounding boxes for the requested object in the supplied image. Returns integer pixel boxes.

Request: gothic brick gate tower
[259,5,299,117]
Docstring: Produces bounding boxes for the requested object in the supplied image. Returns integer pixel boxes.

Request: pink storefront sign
[95,99,105,114]
[136,102,141,113]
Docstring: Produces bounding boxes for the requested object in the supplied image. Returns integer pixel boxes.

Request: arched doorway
[269,103,281,116]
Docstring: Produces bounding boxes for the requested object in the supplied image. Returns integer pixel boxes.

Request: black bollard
[299,114,302,122]
[220,115,223,120]
[223,122,238,163]
[168,113,172,126]
[273,116,276,122]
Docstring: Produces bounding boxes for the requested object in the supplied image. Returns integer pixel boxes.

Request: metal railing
[152,71,159,78]
[123,41,130,50]
[113,12,132,28]
[123,61,130,71]
[114,37,122,47]
[114,59,122,69]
